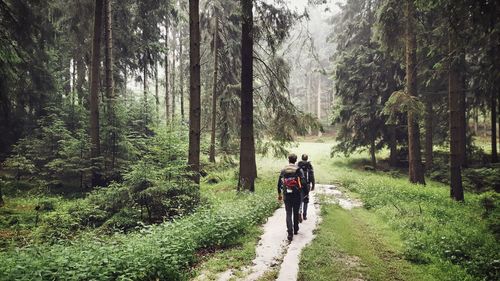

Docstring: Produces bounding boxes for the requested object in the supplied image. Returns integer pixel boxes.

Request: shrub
[0,191,279,281]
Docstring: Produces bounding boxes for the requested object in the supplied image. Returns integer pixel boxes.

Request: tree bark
[405,0,425,185]
[155,60,160,120]
[180,27,185,121]
[388,125,398,167]
[209,17,219,163]
[164,19,170,124]
[449,32,464,201]
[317,76,321,120]
[238,0,256,192]
[424,98,433,171]
[458,62,467,167]
[171,27,177,120]
[306,74,311,114]
[0,186,4,207]
[370,132,377,169]
[76,56,86,106]
[89,0,103,187]
[104,0,115,171]
[188,0,201,184]
[492,89,498,163]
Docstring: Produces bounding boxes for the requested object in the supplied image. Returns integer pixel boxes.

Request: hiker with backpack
[298,154,315,221]
[277,153,306,241]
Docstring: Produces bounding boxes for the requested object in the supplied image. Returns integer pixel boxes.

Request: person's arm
[277,172,283,200]
[309,163,315,190]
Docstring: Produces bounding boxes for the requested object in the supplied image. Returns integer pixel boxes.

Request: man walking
[277,153,305,241]
[298,154,315,221]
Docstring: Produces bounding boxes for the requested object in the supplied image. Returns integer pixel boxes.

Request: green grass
[299,205,436,281]
[190,226,262,280]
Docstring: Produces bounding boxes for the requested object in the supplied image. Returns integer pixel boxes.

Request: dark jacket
[297,160,315,185]
[277,163,305,196]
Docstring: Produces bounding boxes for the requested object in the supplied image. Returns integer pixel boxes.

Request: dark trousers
[284,192,301,235]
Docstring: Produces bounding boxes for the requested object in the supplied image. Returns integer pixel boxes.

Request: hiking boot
[298,213,303,223]
[287,234,293,241]
[294,230,298,235]
[303,216,307,221]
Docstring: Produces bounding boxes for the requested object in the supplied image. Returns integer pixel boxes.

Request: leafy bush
[0,191,279,281]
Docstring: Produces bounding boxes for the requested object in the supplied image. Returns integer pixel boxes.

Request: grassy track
[299,205,436,281]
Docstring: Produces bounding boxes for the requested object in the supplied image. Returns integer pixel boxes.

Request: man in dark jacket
[277,153,305,241]
[298,154,315,221]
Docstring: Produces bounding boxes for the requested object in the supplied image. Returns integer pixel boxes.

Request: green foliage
[383,90,425,123]
[0,191,280,281]
[335,168,500,281]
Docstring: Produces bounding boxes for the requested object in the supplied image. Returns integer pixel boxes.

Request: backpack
[283,176,302,190]
[298,161,311,183]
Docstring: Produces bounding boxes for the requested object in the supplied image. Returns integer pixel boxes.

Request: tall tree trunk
[76,56,86,107]
[492,89,498,163]
[188,0,201,184]
[370,132,377,169]
[0,186,3,207]
[238,0,256,192]
[458,64,467,167]
[209,16,219,163]
[171,27,177,120]
[104,0,115,171]
[143,53,148,127]
[306,74,311,114]
[155,60,160,121]
[89,0,103,187]
[123,65,127,102]
[405,0,425,185]
[180,27,185,121]
[449,33,464,201]
[424,98,433,171]
[473,106,478,135]
[388,125,398,167]
[317,76,321,120]
[164,19,170,124]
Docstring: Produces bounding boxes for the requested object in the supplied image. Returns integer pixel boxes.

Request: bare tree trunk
[424,98,433,171]
[155,60,160,121]
[473,106,478,135]
[388,125,398,167]
[89,0,103,187]
[306,74,311,113]
[370,132,377,169]
[164,19,170,124]
[405,0,425,185]
[180,27,185,121]
[492,89,498,163]
[188,0,201,184]
[238,0,256,192]
[143,53,148,126]
[458,67,467,167]
[317,76,321,120]
[171,27,177,120]
[0,187,4,207]
[104,0,115,171]
[76,57,86,106]
[449,32,464,201]
[209,16,219,163]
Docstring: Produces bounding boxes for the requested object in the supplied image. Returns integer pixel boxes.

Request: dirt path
[209,184,361,281]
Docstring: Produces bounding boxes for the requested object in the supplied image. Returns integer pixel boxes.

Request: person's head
[302,154,308,161]
[288,153,297,164]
